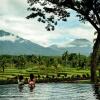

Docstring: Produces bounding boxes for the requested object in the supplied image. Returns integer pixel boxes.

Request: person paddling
[28,74,36,91]
[18,75,24,92]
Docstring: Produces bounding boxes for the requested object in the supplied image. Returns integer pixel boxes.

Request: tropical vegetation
[0,51,100,84]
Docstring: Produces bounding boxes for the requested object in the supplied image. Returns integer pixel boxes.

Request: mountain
[0,30,62,56]
[68,39,92,47]
[0,30,11,36]
[49,39,93,55]
[0,30,93,56]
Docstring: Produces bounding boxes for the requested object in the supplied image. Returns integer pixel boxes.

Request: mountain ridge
[0,30,93,56]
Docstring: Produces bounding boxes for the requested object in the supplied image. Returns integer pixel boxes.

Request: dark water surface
[0,83,99,100]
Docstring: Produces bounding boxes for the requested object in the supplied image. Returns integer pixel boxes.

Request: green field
[0,65,90,80]
[0,54,99,84]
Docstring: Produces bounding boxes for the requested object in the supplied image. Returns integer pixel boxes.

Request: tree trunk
[91,32,100,83]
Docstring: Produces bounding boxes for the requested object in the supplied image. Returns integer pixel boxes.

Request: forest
[0,51,99,84]
[0,51,90,71]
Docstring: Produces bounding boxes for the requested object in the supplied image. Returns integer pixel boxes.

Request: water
[0,83,99,100]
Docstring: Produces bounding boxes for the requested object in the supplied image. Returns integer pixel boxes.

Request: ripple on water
[0,83,98,100]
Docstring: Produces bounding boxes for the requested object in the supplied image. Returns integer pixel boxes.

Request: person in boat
[28,74,36,91]
[18,75,24,92]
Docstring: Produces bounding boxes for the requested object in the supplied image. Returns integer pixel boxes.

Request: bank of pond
[0,73,91,85]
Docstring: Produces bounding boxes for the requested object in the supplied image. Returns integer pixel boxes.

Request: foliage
[26,0,100,82]
[0,51,90,70]
[27,0,100,32]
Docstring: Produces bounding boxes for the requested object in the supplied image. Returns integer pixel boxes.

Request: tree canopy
[27,0,100,83]
[27,0,100,31]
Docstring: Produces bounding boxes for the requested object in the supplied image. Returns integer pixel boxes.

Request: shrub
[52,75,55,79]
[64,73,67,78]
[46,75,49,78]
[38,74,41,78]
[82,74,87,79]
[71,75,75,80]
[57,73,60,77]
[86,73,90,78]
[42,76,44,79]
[76,75,81,80]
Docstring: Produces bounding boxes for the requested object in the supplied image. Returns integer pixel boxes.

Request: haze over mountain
[0,30,93,56]
[0,30,62,56]
[50,39,93,55]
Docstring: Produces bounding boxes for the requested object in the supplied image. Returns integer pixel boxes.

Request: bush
[42,76,45,79]
[71,75,75,80]
[76,75,81,80]
[57,73,60,77]
[64,73,67,78]
[52,75,55,79]
[86,73,90,78]
[62,75,64,79]
[38,74,41,78]
[67,77,71,80]
[46,75,49,78]
[82,74,87,79]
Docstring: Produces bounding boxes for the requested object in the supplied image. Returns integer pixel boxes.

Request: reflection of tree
[93,84,100,100]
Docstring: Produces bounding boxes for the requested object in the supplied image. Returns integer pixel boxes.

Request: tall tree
[62,51,68,66]
[27,0,100,82]
[0,57,7,72]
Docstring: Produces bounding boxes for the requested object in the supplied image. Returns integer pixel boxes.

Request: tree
[53,58,58,69]
[14,56,26,69]
[27,0,100,82]
[62,51,68,66]
[45,58,51,67]
[0,57,7,72]
[68,53,78,67]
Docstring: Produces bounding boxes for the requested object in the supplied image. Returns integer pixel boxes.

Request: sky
[0,0,96,47]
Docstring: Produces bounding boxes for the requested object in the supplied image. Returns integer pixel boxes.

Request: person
[18,75,24,92]
[28,74,36,91]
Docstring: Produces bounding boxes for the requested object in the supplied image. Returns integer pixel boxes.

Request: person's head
[19,75,23,81]
[30,74,34,80]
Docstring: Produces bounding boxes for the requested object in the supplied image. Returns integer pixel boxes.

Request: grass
[0,65,91,80]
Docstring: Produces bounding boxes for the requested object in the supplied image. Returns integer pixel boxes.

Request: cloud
[0,0,96,47]
[0,35,17,42]
[0,15,67,46]
[63,25,95,42]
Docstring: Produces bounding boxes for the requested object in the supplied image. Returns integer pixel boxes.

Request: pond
[0,83,99,100]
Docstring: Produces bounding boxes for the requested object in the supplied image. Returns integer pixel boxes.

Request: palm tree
[0,57,7,72]
[62,51,68,66]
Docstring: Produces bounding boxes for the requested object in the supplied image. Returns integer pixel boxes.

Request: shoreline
[0,78,91,85]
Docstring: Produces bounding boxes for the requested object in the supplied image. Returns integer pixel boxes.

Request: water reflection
[29,86,35,92]
[0,83,98,100]
[18,85,24,92]
[93,84,100,100]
